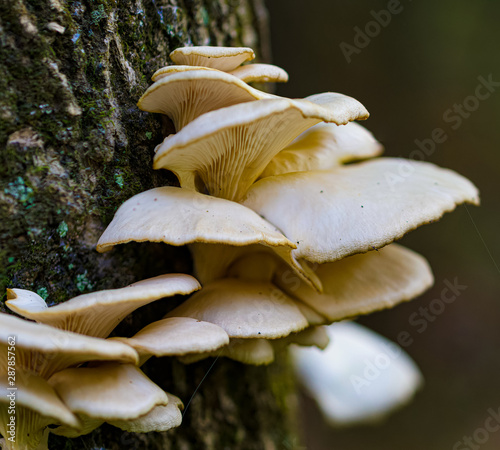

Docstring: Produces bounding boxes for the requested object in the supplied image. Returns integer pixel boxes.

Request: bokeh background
[266,1,500,449]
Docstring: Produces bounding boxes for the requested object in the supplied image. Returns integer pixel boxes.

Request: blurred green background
[266,1,500,449]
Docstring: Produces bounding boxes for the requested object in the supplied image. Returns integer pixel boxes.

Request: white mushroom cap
[292,322,423,426]
[228,64,289,83]
[137,70,273,131]
[170,46,255,71]
[0,313,138,378]
[275,244,433,322]
[260,121,383,178]
[96,186,294,252]
[151,65,218,81]
[154,95,369,201]
[96,187,322,290]
[0,374,79,450]
[112,317,229,363]
[108,393,183,432]
[48,363,168,421]
[165,278,309,339]
[5,274,200,338]
[152,63,288,84]
[243,158,480,263]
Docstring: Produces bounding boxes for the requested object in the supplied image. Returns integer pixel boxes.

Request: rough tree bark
[0,0,299,448]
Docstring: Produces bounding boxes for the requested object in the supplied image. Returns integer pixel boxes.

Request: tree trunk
[0,0,299,448]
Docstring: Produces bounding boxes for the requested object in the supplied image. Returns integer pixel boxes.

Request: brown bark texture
[0,0,298,448]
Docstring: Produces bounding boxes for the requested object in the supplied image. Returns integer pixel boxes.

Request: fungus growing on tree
[98,45,479,375]
[5,274,200,337]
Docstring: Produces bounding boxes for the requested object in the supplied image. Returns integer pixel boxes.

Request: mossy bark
[0,0,299,448]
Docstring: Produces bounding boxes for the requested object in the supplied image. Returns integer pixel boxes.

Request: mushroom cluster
[1,45,479,447]
[98,45,479,366]
[0,275,229,449]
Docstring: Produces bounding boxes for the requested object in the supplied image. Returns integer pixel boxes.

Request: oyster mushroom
[151,63,288,84]
[260,121,383,178]
[48,363,175,437]
[96,186,321,290]
[274,244,434,322]
[111,317,230,365]
[169,46,255,71]
[153,95,369,201]
[137,70,274,131]
[0,313,138,379]
[0,373,79,450]
[165,278,309,339]
[5,274,200,338]
[242,158,480,263]
[292,321,423,426]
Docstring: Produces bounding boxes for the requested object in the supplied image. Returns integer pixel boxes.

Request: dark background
[266,1,500,449]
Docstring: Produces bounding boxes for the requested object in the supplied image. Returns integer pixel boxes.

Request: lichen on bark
[0,0,297,448]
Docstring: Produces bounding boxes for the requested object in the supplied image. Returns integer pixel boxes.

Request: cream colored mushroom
[169,46,255,71]
[260,121,383,178]
[0,373,79,450]
[96,186,322,290]
[5,274,200,338]
[111,317,229,365]
[0,313,138,379]
[108,393,184,433]
[151,65,218,81]
[228,63,289,83]
[292,322,423,426]
[153,95,369,201]
[151,63,288,84]
[165,278,309,339]
[137,70,274,131]
[48,363,171,437]
[243,158,480,264]
[274,244,433,322]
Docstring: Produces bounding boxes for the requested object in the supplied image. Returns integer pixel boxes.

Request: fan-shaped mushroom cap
[0,374,79,450]
[243,158,479,263]
[138,70,273,131]
[170,46,255,71]
[151,65,217,81]
[154,95,369,201]
[96,187,322,290]
[97,186,294,252]
[0,313,138,378]
[228,63,289,83]
[292,322,423,426]
[112,317,229,364]
[5,274,200,338]
[275,244,433,322]
[166,278,308,339]
[152,63,288,84]
[48,363,168,422]
[108,393,183,432]
[260,122,383,178]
